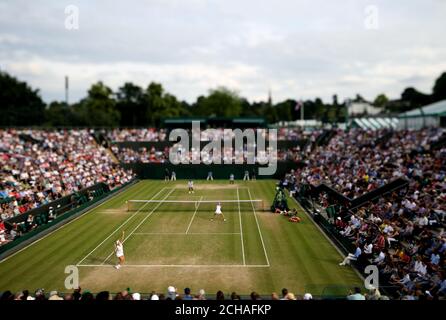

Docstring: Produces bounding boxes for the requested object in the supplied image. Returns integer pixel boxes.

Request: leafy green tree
[239,98,261,117]
[313,98,325,121]
[142,82,189,126]
[274,99,294,122]
[192,87,242,117]
[116,82,149,127]
[159,93,186,119]
[116,82,146,127]
[44,101,79,126]
[77,82,120,126]
[0,71,45,126]
[352,94,366,103]
[401,87,431,110]
[432,72,446,102]
[374,94,389,108]
[263,102,278,123]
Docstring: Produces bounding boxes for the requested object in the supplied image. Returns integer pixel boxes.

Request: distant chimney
[65,76,69,105]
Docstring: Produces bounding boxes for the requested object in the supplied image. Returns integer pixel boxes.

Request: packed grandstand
[0,127,445,300]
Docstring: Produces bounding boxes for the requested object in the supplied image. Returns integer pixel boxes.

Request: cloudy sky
[0,0,445,104]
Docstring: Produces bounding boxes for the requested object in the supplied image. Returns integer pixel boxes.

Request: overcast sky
[0,0,445,104]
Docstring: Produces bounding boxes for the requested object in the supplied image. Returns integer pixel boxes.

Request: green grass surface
[0,180,362,296]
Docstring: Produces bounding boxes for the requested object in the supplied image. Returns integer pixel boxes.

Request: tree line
[0,70,445,127]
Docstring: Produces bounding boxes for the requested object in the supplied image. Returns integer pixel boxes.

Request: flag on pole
[65,76,69,104]
[295,100,303,111]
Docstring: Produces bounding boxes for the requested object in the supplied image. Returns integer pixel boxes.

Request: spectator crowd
[285,128,446,300]
[107,127,321,142]
[0,129,135,245]
[108,128,321,163]
[0,285,391,301]
[107,128,168,142]
[112,145,169,163]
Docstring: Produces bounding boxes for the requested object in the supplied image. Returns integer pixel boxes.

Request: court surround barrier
[4,183,109,228]
[120,161,301,180]
[301,177,409,210]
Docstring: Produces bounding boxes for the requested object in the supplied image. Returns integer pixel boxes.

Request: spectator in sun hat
[132,292,141,300]
[285,293,297,300]
[48,290,63,300]
[150,292,160,300]
[197,289,206,300]
[366,287,381,300]
[167,286,177,300]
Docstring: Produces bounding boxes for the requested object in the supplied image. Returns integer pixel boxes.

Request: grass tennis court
[0,180,362,296]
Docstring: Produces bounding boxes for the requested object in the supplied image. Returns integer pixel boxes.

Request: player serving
[188,179,194,194]
[211,202,226,222]
[114,230,125,270]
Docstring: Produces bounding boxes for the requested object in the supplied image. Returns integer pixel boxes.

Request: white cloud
[0,0,445,104]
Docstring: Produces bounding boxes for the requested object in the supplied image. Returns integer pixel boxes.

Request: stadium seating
[1,126,445,300]
[106,128,323,163]
[0,129,135,244]
[286,127,446,300]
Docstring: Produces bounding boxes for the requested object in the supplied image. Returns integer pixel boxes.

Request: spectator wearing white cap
[303,293,313,300]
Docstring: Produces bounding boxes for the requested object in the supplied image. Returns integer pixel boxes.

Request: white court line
[248,188,270,267]
[0,181,141,265]
[76,187,167,266]
[100,188,175,265]
[77,264,270,268]
[237,187,246,266]
[185,196,203,234]
[133,232,241,235]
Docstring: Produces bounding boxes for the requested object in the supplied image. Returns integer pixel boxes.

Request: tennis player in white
[211,202,226,222]
[188,180,194,194]
[114,230,125,269]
